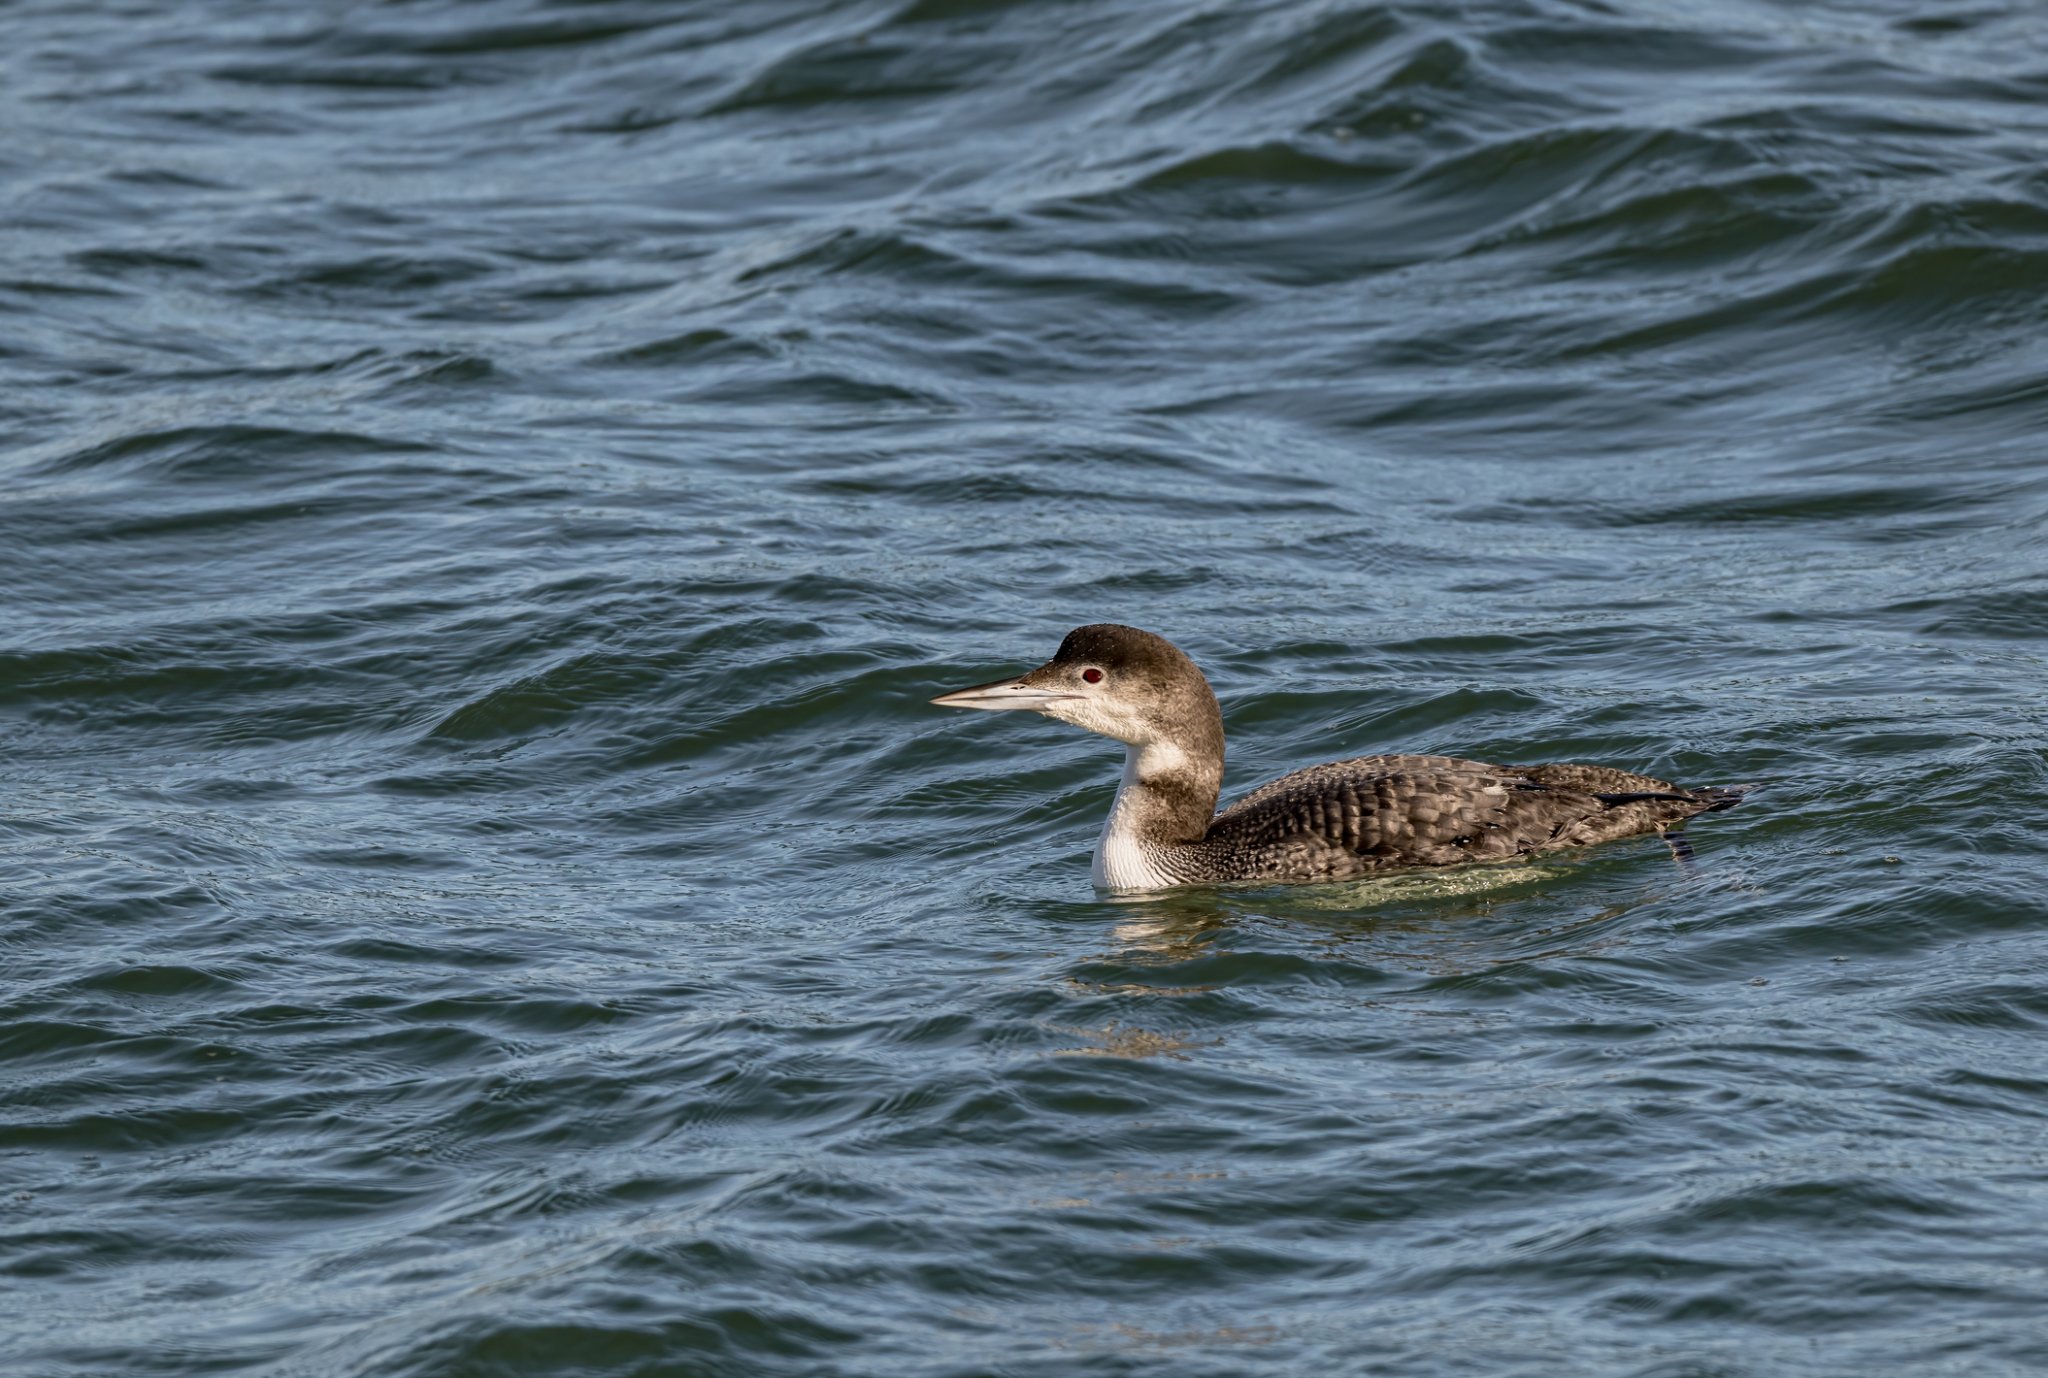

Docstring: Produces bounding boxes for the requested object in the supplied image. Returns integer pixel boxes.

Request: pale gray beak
[930,672,1079,712]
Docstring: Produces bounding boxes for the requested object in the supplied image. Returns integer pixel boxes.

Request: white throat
[1090,741,1189,892]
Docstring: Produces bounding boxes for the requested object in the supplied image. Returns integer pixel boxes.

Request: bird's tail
[1590,781,1762,812]
[1690,782,1763,812]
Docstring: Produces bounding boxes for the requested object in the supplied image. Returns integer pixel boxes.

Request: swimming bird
[931,624,1748,891]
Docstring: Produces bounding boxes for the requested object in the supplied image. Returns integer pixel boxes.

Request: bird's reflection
[1103,889,1234,958]
[1046,861,1701,1061]
[1076,853,1727,982]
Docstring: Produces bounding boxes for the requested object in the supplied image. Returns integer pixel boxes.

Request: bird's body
[932,624,1747,892]
[1093,750,1741,889]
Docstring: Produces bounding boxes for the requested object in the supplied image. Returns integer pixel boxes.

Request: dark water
[5,1,2047,1373]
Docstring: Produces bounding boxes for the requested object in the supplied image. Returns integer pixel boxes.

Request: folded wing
[1205,756,1726,879]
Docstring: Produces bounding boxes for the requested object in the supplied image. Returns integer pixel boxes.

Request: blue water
[4,1,2047,1374]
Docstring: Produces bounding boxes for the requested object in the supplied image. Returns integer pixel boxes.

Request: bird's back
[1201,754,1732,882]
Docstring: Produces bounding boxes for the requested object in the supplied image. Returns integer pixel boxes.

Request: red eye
[1082,668,1104,684]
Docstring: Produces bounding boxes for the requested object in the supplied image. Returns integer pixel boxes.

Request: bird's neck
[1089,682,1227,891]
[1103,737,1223,847]
[1092,738,1222,891]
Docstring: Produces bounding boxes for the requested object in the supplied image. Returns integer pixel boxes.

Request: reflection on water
[1104,892,1231,963]
[1047,1021,1219,1060]
[1099,860,1620,967]
[1267,862,1575,911]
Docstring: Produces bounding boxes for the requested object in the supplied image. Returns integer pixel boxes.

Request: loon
[931,623,1749,892]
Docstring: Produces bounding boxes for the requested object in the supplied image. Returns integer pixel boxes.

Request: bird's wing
[1218,754,1500,818]
[1207,758,1710,873]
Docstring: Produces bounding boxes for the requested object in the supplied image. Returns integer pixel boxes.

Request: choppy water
[5,1,2048,1374]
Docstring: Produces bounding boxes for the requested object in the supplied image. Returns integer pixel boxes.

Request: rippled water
[6,1,2048,1374]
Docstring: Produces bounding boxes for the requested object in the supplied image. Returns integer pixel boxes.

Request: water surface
[5,1,2048,1374]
